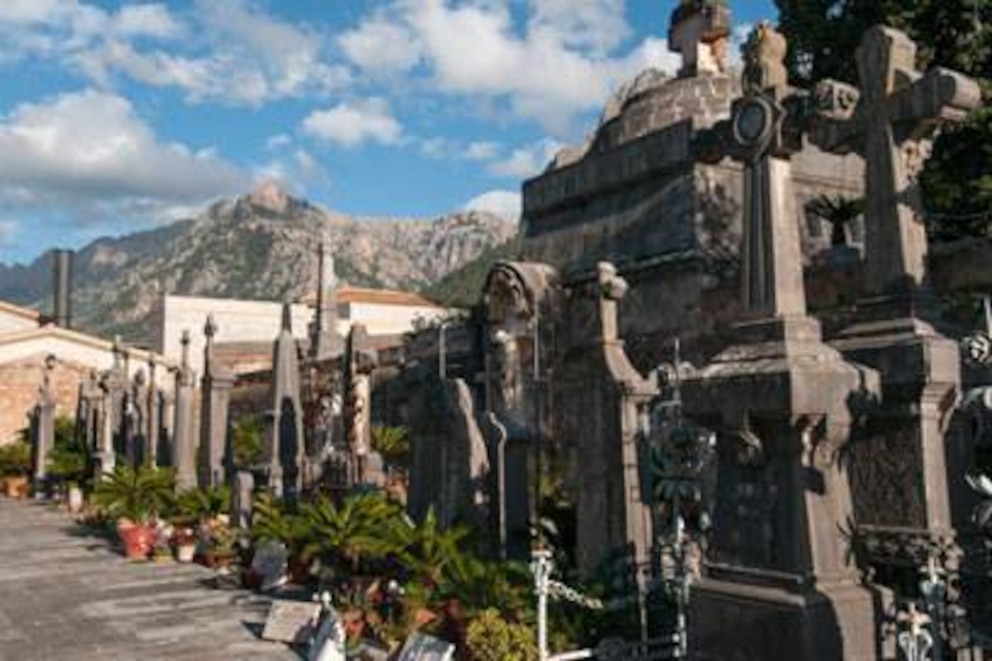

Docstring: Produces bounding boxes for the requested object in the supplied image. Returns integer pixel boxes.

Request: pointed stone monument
[265,303,305,500]
[683,24,880,660]
[199,313,235,487]
[173,330,198,491]
[310,240,343,362]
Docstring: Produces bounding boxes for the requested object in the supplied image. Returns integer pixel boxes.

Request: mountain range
[0,183,516,345]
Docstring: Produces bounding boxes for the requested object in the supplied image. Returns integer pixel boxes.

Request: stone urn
[117,520,155,560]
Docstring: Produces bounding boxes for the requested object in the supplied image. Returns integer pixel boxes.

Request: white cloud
[265,133,292,151]
[464,190,522,221]
[302,98,403,148]
[488,137,562,178]
[115,4,181,40]
[527,0,630,56]
[466,141,500,161]
[0,90,250,224]
[63,0,349,106]
[359,0,680,134]
[0,219,19,247]
[339,17,421,75]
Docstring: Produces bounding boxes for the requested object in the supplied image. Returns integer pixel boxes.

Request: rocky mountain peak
[245,180,294,214]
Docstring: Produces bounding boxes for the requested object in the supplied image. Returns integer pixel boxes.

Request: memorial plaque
[397,632,455,661]
[261,600,319,644]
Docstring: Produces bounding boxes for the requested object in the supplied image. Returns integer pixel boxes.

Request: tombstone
[106,338,127,460]
[668,0,731,79]
[251,539,289,592]
[396,632,454,661]
[92,371,116,479]
[409,377,491,530]
[199,314,235,487]
[481,262,558,559]
[32,354,57,493]
[681,24,880,660]
[231,469,255,530]
[157,386,175,467]
[75,370,99,454]
[809,26,981,590]
[144,356,160,467]
[129,369,148,467]
[173,330,199,491]
[265,304,305,500]
[343,324,378,487]
[554,262,658,586]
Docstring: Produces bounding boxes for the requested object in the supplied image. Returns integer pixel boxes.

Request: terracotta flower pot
[4,476,29,499]
[117,522,155,560]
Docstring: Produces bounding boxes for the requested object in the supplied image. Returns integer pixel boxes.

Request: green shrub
[231,415,266,467]
[465,609,538,661]
[0,441,32,477]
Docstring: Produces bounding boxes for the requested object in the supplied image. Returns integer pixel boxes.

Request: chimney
[52,249,73,329]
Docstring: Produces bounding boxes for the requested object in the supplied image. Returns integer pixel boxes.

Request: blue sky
[0,0,776,265]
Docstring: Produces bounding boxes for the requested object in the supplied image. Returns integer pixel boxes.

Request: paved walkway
[0,498,297,661]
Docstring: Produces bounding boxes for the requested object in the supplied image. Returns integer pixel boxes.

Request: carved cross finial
[811,25,981,297]
[204,313,218,342]
[742,21,788,92]
[180,329,191,367]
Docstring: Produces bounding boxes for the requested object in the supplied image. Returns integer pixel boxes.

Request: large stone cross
[810,26,981,297]
[696,23,807,321]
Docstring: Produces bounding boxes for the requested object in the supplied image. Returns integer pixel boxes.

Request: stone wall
[0,356,87,444]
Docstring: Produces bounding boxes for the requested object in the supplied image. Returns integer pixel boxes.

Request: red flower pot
[118,522,155,560]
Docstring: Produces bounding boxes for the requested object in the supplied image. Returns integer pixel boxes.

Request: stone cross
[129,369,149,467]
[697,23,807,320]
[173,329,198,490]
[668,0,731,78]
[810,26,981,297]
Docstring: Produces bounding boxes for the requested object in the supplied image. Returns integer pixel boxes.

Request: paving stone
[0,498,296,660]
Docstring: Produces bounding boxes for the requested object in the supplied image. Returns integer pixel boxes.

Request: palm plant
[91,465,175,524]
[395,508,475,588]
[251,492,310,555]
[301,491,406,574]
[175,485,231,523]
[371,425,410,465]
[806,195,864,247]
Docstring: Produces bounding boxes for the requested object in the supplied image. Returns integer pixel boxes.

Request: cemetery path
[0,498,297,661]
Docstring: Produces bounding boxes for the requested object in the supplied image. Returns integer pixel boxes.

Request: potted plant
[173,525,197,563]
[200,516,238,569]
[47,416,89,509]
[66,481,85,513]
[91,465,175,560]
[0,441,33,498]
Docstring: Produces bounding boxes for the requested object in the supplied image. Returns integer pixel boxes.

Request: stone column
[92,373,115,480]
[199,314,235,488]
[554,263,658,579]
[145,357,160,467]
[172,330,198,491]
[32,354,57,493]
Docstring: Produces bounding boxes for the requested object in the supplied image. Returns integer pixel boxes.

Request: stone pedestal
[830,302,960,579]
[684,317,880,660]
